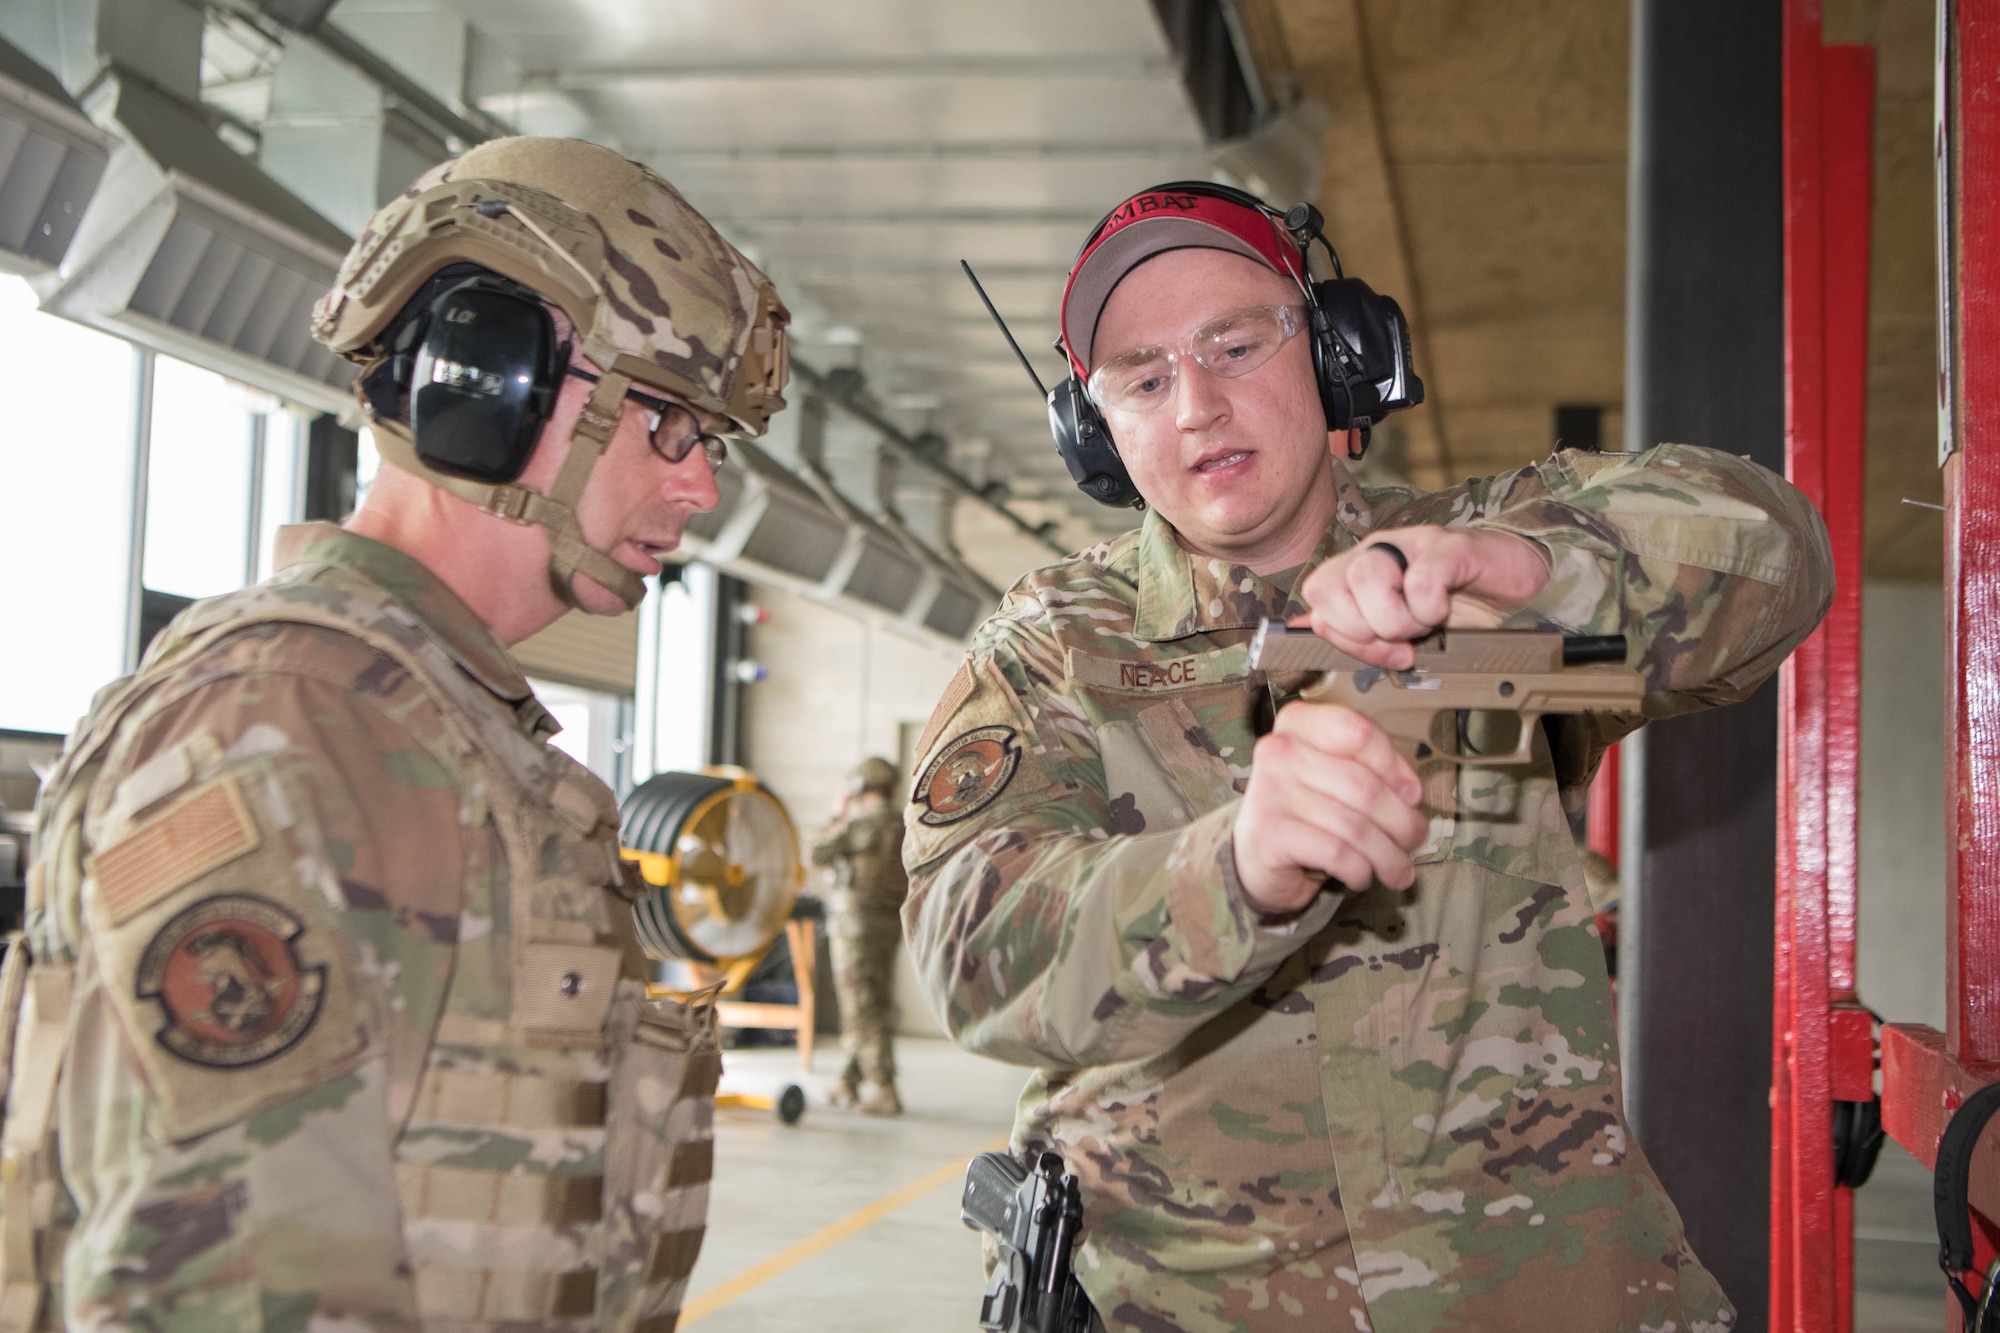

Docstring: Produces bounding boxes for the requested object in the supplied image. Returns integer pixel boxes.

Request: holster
[959,1150,1094,1333]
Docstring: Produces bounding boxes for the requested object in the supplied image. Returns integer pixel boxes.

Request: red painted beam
[1822,45,1872,1013]
[1881,1023,2000,1218]
[1887,4,2000,1326]
[1774,0,1833,1326]
[1820,101,1876,1333]
[1943,0,2000,1079]
[1818,58,1876,1322]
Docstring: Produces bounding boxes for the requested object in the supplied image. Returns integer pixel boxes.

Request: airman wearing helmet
[11,137,784,1329]
[810,756,910,1115]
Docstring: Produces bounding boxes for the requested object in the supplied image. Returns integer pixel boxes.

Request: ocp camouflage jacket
[903,444,1832,1333]
[13,525,716,1331]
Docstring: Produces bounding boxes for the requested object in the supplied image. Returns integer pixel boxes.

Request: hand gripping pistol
[1249,620,1645,764]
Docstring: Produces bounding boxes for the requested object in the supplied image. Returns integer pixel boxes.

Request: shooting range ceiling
[196,0,1940,577]
[429,0,1220,549]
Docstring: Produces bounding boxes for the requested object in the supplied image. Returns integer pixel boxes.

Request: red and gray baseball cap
[1059,182,1307,379]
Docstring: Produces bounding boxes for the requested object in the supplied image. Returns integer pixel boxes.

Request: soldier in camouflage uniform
[903,184,1832,1332]
[1,137,790,1330]
[810,757,907,1116]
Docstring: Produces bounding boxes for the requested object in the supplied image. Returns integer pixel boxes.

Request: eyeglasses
[1087,304,1306,414]
[565,367,729,473]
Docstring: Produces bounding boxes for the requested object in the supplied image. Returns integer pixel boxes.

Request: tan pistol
[1248,619,1645,766]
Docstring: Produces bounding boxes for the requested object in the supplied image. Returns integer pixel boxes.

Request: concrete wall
[740,585,964,1037]
[1858,580,1947,1032]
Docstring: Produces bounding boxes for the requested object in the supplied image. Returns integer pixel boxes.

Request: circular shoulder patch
[135,895,327,1069]
[913,725,1022,827]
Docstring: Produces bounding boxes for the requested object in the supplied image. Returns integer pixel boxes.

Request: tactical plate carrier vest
[0,555,718,1332]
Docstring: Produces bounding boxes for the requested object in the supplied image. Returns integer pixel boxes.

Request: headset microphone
[960,260,1143,509]
[1277,199,1425,458]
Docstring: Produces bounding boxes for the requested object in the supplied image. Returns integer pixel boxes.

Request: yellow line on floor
[679,1132,1010,1326]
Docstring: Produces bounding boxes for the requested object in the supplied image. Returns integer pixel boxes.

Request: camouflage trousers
[829,911,900,1089]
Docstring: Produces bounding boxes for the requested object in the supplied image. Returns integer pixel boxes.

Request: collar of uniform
[1131,471,1369,642]
[1131,509,1302,641]
[273,524,552,735]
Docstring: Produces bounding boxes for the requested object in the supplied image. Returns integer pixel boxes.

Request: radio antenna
[961,259,1050,398]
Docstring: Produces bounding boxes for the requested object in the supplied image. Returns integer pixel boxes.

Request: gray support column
[1623,2,1783,1326]
[244,413,267,586]
[121,344,153,673]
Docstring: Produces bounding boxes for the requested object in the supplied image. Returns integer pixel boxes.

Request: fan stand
[644,920,817,1127]
[646,917,818,1073]
[715,917,818,1074]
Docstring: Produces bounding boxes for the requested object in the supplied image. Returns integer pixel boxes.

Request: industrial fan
[621,767,812,1124]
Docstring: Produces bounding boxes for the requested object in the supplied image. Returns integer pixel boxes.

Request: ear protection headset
[361,263,569,485]
[1048,181,1425,510]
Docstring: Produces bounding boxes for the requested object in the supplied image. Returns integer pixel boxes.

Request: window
[531,678,632,791]
[144,356,263,599]
[0,276,322,736]
[0,278,137,735]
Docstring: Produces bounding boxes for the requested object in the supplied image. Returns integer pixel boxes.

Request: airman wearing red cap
[905,181,1834,1333]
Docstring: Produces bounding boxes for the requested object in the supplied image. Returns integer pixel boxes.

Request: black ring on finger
[1369,541,1409,574]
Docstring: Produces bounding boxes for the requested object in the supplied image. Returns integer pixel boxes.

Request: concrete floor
[1854,1138,1954,1332]
[681,1036,1020,1332]
[683,1035,1958,1332]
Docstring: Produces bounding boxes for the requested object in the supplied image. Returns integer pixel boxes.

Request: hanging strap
[1936,1079,2000,1329]
[369,400,648,613]
[0,957,73,1333]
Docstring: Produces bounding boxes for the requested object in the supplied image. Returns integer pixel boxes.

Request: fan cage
[619,769,800,965]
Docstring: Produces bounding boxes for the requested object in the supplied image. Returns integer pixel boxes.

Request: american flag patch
[91,775,260,924]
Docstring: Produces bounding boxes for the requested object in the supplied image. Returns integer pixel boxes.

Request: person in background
[813,755,909,1116]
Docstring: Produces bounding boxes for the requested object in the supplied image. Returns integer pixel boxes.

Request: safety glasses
[565,367,729,473]
[1087,304,1306,414]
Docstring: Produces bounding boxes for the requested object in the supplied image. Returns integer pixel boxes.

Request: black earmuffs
[361,264,568,484]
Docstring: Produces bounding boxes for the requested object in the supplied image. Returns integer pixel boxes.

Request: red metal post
[1585,744,1619,864]
[1774,32,1876,1332]
[1585,745,1620,980]
[1821,46,1877,1333]
[1775,1,1834,1327]
[1942,0,2000,1081]
[1878,2,2000,1327]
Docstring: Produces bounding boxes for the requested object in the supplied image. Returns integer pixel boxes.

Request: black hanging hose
[1936,1080,2000,1330]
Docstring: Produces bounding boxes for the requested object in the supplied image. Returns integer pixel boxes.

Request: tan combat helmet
[312,136,791,612]
[851,757,898,797]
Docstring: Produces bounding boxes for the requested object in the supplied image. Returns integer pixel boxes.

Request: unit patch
[913,726,1021,827]
[135,894,326,1068]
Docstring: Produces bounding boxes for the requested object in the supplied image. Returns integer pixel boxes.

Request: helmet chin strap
[365,367,650,614]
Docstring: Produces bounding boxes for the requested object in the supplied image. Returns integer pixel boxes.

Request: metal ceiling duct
[34,76,355,413]
[0,40,116,278]
[676,436,994,646]
[874,510,1001,643]
[678,435,853,596]
[913,562,1000,642]
[792,463,927,619]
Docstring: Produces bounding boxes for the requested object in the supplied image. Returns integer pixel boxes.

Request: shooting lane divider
[679,1132,1011,1326]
